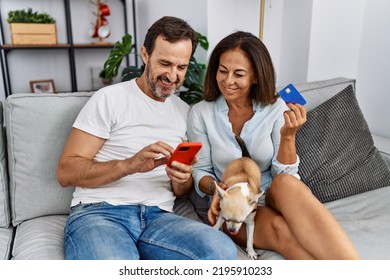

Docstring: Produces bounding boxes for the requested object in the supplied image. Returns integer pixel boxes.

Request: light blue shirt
[187,95,300,197]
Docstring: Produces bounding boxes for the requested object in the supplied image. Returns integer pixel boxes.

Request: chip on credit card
[278,84,307,105]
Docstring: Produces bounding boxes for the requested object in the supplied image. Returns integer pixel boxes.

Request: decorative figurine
[89,0,111,44]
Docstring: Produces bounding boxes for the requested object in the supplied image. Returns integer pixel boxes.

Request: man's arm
[57,128,173,188]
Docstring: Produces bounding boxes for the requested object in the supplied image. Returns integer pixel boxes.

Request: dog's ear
[215,182,227,199]
[249,190,265,205]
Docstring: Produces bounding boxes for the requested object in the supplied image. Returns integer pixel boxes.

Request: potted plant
[100,32,209,105]
[7,8,57,45]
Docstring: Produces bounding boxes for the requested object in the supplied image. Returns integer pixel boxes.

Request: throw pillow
[296,85,390,203]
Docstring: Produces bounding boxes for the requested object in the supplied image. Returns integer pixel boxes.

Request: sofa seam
[7,226,16,260]
[5,101,17,227]
[299,79,356,93]
[0,163,10,227]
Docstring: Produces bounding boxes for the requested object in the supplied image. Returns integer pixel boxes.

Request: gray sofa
[0,77,389,260]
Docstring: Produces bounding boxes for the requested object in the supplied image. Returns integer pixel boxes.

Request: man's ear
[215,182,227,199]
[140,45,148,64]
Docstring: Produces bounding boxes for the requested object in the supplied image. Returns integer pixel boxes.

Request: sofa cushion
[325,185,390,259]
[372,134,390,168]
[0,102,11,228]
[0,227,13,260]
[252,186,390,260]
[11,215,67,260]
[296,85,390,203]
[292,77,356,111]
[5,92,93,226]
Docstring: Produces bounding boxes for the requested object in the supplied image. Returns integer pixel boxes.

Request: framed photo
[29,79,56,93]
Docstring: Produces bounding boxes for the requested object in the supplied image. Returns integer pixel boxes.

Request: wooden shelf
[1,44,71,49]
[0,0,133,97]
[0,43,115,50]
[73,43,115,49]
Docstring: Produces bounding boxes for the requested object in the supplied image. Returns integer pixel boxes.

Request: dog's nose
[228,227,239,235]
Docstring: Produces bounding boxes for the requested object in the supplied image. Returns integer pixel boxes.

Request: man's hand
[126,141,174,174]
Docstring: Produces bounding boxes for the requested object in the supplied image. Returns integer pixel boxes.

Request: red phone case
[167,142,202,167]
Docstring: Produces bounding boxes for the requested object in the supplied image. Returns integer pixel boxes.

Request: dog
[213,157,264,259]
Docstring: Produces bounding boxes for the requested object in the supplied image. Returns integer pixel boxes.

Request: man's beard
[146,64,182,99]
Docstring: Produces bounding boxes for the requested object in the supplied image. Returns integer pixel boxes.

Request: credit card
[278,84,306,105]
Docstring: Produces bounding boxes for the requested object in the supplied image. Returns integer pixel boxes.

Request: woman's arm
[187,103,219,197]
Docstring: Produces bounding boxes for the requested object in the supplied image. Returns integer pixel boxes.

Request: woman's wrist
[208,179,215,194]
[280,133,296,142]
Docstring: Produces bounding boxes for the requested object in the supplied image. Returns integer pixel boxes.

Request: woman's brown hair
[204,31,277,105]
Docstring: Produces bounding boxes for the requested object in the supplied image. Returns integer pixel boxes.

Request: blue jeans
[64,202,237,260]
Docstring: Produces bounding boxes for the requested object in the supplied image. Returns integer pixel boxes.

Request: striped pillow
[296,85,390,203]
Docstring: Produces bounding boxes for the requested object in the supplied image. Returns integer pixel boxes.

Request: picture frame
[29,79,56,93]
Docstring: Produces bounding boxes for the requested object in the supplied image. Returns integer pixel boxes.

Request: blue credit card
[278,84,307,105]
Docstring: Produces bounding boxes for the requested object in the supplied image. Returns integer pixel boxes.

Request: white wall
[133,0,260,72]
[1,0,389,138]
[261,0,283,85]
[264,0,390,138]
[0,0,129,98]
[262,0,313,87]
[0,0,261,101]
[206,0,260,54]
[278,0,312,86]
[307,0,366,81]
[356,0,390,138]
[133,0,208,66]
[308,0,390,138]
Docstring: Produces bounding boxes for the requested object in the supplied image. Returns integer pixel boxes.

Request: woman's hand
[280,103,307,137]
[208,181,228,225]
[277,103,307,164]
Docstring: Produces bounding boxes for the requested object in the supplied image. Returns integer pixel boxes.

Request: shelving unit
[0,0,137,97]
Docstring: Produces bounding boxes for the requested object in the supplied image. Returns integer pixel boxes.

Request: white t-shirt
[70,79,190,212]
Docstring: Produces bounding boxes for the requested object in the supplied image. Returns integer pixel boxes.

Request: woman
[187,31,360,259]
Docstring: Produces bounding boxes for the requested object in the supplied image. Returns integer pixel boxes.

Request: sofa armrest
[372,134,390,169]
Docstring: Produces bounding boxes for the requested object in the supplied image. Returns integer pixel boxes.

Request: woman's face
[216,48,256,103]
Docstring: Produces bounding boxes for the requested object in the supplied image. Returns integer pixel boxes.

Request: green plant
[7,8,56,24]
[101,33,209,105]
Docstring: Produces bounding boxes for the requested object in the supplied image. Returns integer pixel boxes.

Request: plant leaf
[100,32,208,106]
[180,82,204,105]
[121,65,144,81]
[102,34,133,80]
[197,32,209,51]
[183,56,203,88]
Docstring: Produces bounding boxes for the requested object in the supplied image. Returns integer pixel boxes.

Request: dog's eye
[225,218,244,223]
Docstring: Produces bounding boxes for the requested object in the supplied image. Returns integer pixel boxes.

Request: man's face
[141,36,193,101]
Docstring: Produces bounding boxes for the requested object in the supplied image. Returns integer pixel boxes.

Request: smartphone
[278,83,307,105]
[167,142,202,167]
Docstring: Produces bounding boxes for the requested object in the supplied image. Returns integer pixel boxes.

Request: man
[56,16,237,260]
